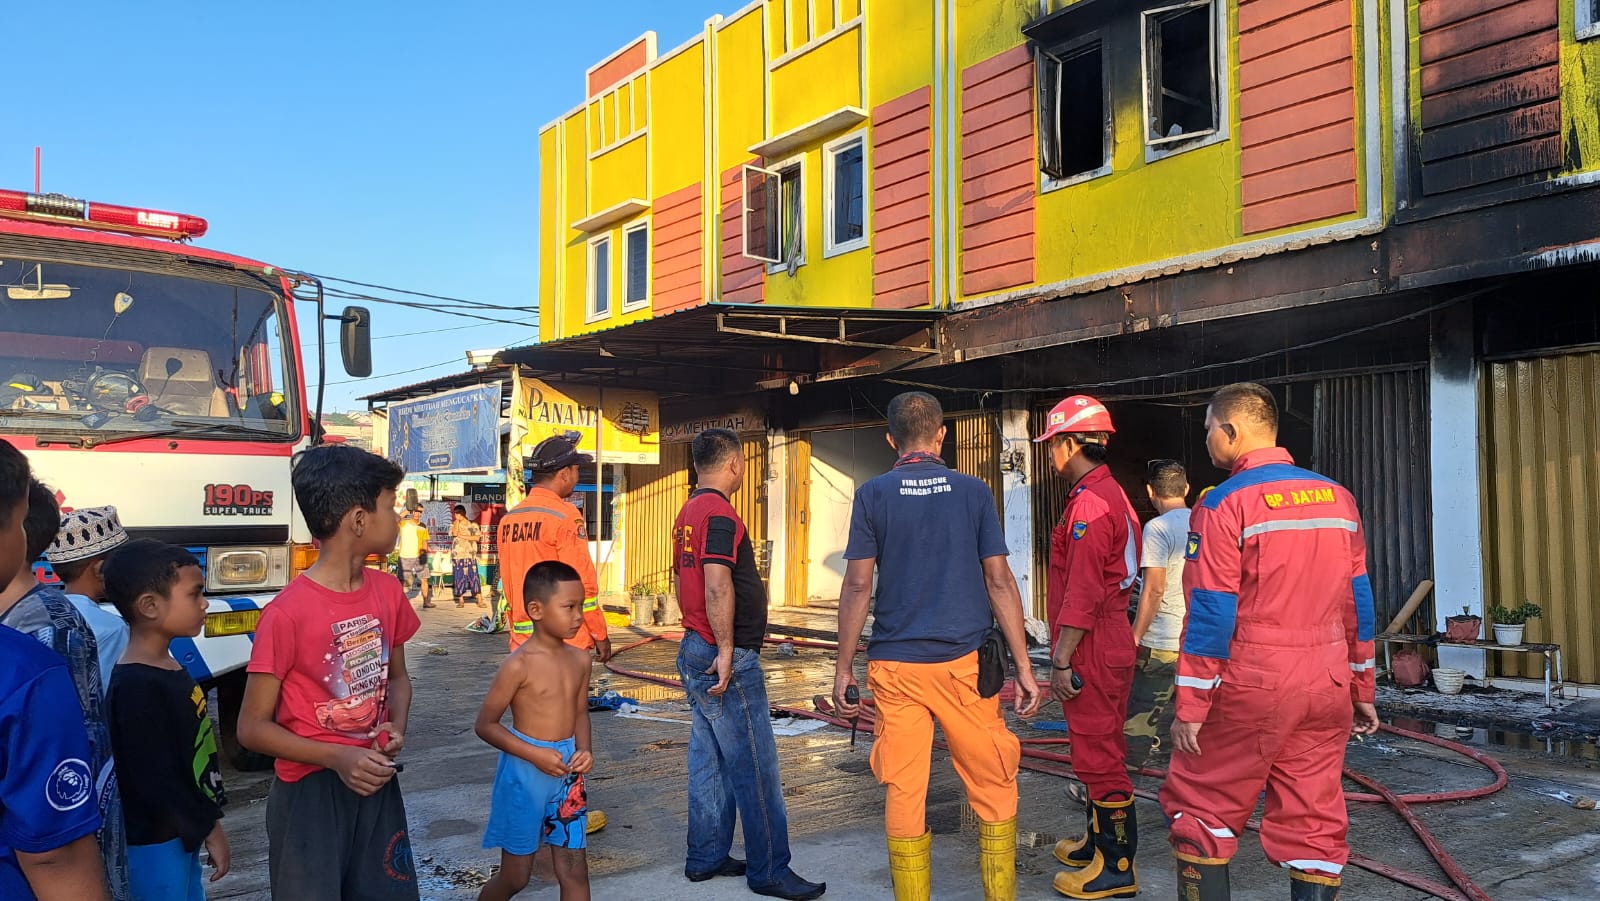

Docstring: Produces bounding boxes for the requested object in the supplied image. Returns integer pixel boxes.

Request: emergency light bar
[0,188,208,240]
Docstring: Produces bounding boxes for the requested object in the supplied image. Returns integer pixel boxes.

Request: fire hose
[604,632,1500,901]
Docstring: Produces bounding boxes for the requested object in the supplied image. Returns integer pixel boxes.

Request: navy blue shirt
[844,459,1010,663]
[0,624,101,901]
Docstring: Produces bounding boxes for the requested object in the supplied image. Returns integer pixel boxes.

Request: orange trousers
[868,652,1022,838]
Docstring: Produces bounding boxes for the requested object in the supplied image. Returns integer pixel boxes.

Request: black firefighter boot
[1053,796,1137,899]
[1288,869,1340,900]
[1174,853,1229,901]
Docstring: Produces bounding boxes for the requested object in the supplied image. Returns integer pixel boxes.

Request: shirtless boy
[475,560,592,901]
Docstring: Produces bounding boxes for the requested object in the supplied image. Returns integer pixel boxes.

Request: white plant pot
[1493,624,1525,647]
[1433,668,1466,695]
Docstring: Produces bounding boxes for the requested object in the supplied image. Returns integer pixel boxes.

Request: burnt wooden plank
[1421,30,1557,96]
[1420,64,1561,129]
[1419,0,1525,32]
[1420,99,1561,163]
[1419,0,1556,65]
[1420,134,1561,194]
[941,238,1383,362]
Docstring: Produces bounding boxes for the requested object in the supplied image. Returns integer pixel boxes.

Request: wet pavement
[209,604,1600,900]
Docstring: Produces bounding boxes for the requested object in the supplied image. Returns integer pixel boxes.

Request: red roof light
[0,188,208,240]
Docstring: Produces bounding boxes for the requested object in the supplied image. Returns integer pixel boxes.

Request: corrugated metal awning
[494,303,945,398]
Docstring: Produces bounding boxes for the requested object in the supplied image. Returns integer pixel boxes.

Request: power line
[319,326,540,389]
[299,316,536,349]
[323,287,536,327]
[310,272,536,313]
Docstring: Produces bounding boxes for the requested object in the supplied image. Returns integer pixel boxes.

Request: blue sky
[10,1,721,410]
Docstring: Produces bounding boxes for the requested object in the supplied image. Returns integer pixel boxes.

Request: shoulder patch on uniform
[1185,532,1201,560]
[1071,521,1089,540]
[46,758,93,811]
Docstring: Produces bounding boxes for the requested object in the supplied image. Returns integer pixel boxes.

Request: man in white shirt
[45,506,132,694]
[1125,460,1190,766]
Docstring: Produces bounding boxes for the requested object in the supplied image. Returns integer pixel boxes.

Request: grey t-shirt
[1139,506,1192,651]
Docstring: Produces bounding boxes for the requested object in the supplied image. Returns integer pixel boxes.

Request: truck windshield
[0,258,297,441]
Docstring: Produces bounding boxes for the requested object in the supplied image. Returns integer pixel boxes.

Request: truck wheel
[212,669,274,772]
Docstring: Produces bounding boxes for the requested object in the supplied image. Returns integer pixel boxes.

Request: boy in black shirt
[104,540,229,901]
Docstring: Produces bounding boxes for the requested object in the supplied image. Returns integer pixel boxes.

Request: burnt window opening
[741,161,805,272]
[1581,0,1600,40]
[1038,41,1109,182]
[1144,0,1218,148]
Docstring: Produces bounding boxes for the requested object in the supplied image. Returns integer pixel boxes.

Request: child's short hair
[0,440,28,530]
[104,539,202,623]
[522,560,583,615]
[291,445,405,540]
[23,481,60,564]
[453,504,467,517]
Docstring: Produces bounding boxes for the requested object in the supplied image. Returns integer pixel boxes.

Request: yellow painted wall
[1561,4,1600,174]
[589,136,649,212]
[762,138,876,308]
[556,113,591,339]
[867,0,935,103]
[958,0,1382,299]
[651,43,707,196]
[715,9,768,172]
[770,29,865,134]
[538,125,560,337]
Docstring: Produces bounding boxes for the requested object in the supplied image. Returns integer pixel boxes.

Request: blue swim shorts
[482,728,588,855]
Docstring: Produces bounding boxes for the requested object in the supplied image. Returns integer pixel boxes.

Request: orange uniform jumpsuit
[496,486,608,652]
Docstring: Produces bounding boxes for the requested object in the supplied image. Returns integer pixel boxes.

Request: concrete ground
[208,604,1600,900]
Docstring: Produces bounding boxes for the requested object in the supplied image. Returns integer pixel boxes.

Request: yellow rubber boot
[1053,798,1138,899]
[979,818,1017,901]
[1053,800,1094,868]
[886,832,932,901]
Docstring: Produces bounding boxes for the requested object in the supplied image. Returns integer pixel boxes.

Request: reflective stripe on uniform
[1240,518,1358,541]
[1351,658,1375,672]
[1175,674,1221,690]
[1173,812,1236,839]
[512,621,535,634]
[1281,860,1344,875]
[582,598,601,612]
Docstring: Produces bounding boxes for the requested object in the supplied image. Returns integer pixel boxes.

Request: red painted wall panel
[959,46,1035,297]
[588,40,651,97]
[719,162,764,304]
[652,182,702,315]
[1238,0,1359,235]
[871,86,934,309]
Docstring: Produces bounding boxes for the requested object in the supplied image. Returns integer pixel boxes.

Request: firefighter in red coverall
[1035,395,1143,900]
[1159,383,1380,901]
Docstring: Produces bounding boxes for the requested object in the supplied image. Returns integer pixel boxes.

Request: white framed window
[1580,0,1600,41]
[623,221,649,310]
[741,157,805,273]
[587,235,611,321]
[1037,37,1112,188]
[824,131,869,257]
[1141,0,1222,156]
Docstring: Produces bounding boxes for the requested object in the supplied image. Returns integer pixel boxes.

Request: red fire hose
[604,633,1499,901]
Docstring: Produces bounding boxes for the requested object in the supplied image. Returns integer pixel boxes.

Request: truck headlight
[207,546,289,592]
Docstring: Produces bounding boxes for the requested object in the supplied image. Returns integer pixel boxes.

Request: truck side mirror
[339,306,372,377]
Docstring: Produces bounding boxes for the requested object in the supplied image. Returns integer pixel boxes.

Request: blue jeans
[677,630,794,888]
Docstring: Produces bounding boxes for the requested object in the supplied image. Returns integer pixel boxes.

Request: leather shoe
[685,857,746,882]
[750,869,826,900]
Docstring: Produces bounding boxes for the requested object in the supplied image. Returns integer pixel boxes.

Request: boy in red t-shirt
[238,446,422,900]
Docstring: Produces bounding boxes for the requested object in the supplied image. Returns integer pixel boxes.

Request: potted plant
[658,579,681,627]
[1444,605,1482,642]
[1489,601,1542,646]
[629,579,655,628]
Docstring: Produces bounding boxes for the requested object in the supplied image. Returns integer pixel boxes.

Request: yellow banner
[510,375,660,469]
